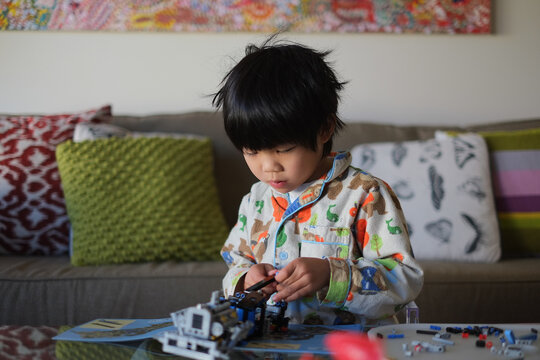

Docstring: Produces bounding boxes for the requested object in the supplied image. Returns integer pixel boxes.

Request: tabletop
[367,323,539,360]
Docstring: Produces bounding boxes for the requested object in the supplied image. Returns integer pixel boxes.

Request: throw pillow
[0,106,111,255]
[478,128,540,256]
[72,122,205,142]
[68,122,207,256]
[56,137,229,266]
[350,133,501,262]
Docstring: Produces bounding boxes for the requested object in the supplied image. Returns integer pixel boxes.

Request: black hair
[212,36,346,156]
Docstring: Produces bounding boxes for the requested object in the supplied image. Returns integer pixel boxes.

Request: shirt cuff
[317,258,351,306]
[226,269,249,297]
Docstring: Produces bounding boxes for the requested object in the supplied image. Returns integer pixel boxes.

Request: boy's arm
[318,181,424,320]
[221,193,257,297]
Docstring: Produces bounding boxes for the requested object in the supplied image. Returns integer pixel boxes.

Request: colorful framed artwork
[0,0,491,34]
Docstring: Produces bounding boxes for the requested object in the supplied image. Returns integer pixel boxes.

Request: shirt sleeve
[221,193,257,297]
[318,179,424,320]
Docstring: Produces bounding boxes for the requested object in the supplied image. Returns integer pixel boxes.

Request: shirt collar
[272,151,352,204]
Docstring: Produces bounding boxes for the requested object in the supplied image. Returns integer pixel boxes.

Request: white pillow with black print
[350,132,500,262]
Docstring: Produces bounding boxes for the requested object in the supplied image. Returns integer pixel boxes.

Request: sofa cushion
[56,137,229,266]
[0,256,228,326]
[351,132,500,262]
[416,258,540,323]
[479,128,540,257]
[0,106,111,256]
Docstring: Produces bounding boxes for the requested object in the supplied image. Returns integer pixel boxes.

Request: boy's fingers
[261,283,277,296]
[274,283,312,302]
[267,269,279,276]
[274,266,292,283]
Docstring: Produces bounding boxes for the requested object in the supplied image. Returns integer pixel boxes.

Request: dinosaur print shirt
[221,152,424,325]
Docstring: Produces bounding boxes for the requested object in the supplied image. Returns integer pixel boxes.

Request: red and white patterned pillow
[0,106,111,255]
[0,325,58,359]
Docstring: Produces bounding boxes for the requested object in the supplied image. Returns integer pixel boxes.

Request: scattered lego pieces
[476,339,486,348]
[410,340,445,353]
[446,326,462,334]
[517,331,538,345]
[377,324,538,359]
[387,328,404,339]
[402,343,413,357]
[432,333,454,346]
[504,345,524,358]
[416,329,438,335]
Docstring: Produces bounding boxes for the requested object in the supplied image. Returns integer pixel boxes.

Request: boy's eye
[243,149,257,156]
[277,146,296,153]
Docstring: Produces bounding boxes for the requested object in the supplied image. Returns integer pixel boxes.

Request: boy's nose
[262,156,283,172]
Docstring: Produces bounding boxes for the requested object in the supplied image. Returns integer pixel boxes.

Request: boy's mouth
[269,180,286,189]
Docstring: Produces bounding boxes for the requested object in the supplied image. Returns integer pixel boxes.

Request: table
[368,323,540,360]
[1,323,538,359]
[0,324,307,359]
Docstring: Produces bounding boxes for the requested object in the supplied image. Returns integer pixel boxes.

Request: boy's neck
[287,182,312,201]
[306,155,334,183]
[285,155,334,201]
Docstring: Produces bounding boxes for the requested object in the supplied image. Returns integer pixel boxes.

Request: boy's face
[242,134,331,194]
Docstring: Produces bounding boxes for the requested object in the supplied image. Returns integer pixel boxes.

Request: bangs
[225,103,319,151]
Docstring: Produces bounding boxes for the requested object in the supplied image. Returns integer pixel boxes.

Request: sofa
[1,111,539,326]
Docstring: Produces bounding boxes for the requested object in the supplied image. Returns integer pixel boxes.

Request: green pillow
[56,137,229,266]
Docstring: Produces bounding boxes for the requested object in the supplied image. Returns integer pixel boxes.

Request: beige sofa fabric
[1,256,227,325]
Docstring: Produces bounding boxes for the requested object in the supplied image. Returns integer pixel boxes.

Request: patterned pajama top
[221,152,424,325]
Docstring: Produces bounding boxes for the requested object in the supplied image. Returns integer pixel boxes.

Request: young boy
[213,38,423,326]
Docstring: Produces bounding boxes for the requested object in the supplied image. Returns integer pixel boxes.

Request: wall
[0,0,539,126]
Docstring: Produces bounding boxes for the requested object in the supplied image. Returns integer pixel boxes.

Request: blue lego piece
[518,333,538,341]
[504,329,516,344]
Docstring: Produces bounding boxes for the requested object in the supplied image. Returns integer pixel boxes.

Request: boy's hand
[244,263,277,297]
[273,257,330,302]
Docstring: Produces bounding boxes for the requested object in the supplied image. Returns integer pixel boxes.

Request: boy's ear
[320,116,336,143]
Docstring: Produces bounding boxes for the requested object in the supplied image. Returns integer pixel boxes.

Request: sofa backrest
[107,112,540,230]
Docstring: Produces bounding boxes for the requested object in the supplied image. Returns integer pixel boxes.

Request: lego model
[156,278,289,360]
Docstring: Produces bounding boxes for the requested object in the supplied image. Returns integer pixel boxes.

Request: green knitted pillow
[56,137,229,266]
